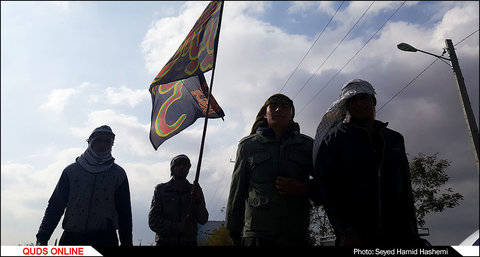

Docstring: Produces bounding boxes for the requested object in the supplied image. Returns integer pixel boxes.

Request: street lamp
[397,43,451,61]
[397,40,479,171]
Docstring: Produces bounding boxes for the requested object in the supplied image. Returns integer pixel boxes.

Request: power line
[206,166,230,213]
[291,1,375,100]
[377,59,439,113]
[377,28,479,113]
[206,159,235,217]
[210,180,230,216]
[296,1,405,117]
[454,29,479,46]
[278,1,345,93]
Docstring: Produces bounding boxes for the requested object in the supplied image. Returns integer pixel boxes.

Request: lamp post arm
[416,49,451,61]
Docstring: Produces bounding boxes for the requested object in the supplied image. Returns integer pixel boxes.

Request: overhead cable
[296,1,406,117]
[291,1,375,100]
[279,1,345,93]
[377,28,479,113]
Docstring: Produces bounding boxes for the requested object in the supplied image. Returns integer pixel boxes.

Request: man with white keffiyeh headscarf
[313,79,423,247]
[312,79,377,164]
[36,125,132,246]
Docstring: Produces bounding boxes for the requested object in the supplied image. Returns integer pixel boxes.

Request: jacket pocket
[252,152,270,166]
[244,187,280,236]
[247,188,269,207]
[250,152,275,183]
[288,150,311,167]
[284,150,311,179]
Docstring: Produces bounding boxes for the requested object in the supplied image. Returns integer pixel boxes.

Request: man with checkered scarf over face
[313,79,423,247]
[36,125,132,246]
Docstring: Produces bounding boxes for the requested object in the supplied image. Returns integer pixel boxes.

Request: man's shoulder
[382,128,405,145]
[380,123,405,140]
[111,163,126,172]
[238,132,313,144]
[64,162,83,173]
[65,162,81,169]
[297,133,314,143]
[155,180,172,190]
[238,134,257,145]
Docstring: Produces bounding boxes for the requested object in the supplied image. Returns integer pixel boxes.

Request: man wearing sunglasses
[226,94,318,246]
[36,125,132,246]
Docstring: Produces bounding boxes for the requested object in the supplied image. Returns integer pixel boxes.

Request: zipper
[353,122,385,235]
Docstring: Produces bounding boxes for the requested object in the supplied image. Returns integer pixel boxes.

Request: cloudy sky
[1,1,478,246]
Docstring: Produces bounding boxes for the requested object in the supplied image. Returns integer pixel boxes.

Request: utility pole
[445,39,479,171]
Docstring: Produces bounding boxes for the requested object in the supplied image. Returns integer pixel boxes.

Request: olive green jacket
[225,128,314,245]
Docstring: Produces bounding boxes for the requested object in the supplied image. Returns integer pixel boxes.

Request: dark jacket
[315,120,419,246]
[225,127,314,245]
[36,162,133,246]
[148,179,208,246]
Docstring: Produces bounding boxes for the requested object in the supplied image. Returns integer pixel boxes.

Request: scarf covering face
[250,93,299,135]
[312,79,376,165]
[76,125,115,173]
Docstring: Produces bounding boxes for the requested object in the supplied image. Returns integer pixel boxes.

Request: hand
[191,182,204,202]
[229,231,242,246]
[275,176,307,196]
[231,236,241,246]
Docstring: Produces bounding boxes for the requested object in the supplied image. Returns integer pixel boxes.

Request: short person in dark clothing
[148,154,208,246]
[313,79,422,247]
[36,125,132,246]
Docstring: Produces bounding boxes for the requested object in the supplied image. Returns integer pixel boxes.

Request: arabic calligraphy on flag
[151,1,223,86]
[149,74,224,150]
[148,1,224,150]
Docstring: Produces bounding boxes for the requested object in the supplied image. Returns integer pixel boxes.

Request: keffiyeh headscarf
[76,125,116,173]
[312,79,376,165]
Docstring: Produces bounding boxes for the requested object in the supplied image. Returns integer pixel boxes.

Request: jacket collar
[255,126,302,145]
[164,178,192,193]
[346,119,388,132]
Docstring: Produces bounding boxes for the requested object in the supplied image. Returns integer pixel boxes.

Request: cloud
[288,2,337,16]
[70,109,152,157]
[1,147,83,245]
[2,1,478,246]
[432,2,480,48]
[141,1,209,75]
[39,88,77,113]
[40,82,151,118]
[141,0,478,211]
[48,1,70,12]
[105,86,150,108]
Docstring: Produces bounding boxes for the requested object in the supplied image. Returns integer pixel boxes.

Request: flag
[149,74,225,150]
[148,1,224,150]
[151,1,223,86]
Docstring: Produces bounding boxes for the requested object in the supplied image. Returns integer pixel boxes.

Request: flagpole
[194,1,224,185]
